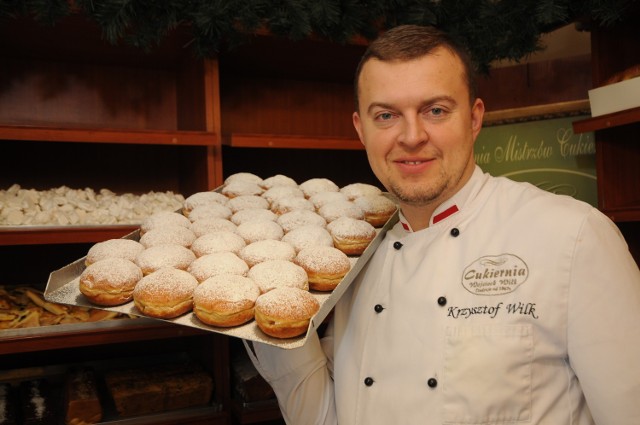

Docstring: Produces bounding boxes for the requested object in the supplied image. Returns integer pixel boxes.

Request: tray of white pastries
[44,174,398,348]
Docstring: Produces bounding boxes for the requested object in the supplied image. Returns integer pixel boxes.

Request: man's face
[352,47,484,209]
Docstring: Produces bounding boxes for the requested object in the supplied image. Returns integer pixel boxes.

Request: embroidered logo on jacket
[462,254,529,295]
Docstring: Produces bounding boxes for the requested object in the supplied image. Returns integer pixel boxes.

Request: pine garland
[1,0,638,71]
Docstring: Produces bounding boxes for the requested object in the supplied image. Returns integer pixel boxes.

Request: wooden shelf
[0,125,217,146]
[0,225,139,246]
[572,106,640,134]
[223,133,363,150]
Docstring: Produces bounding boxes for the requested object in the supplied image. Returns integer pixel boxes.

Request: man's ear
[471,98,485,138]
[352,111,365,146]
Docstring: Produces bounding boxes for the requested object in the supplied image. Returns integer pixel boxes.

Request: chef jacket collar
[398,165,485,233]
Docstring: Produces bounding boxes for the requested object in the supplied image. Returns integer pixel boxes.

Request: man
[245,25,640,424]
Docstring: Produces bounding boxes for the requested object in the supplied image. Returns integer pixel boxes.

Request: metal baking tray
[44,212,398,349]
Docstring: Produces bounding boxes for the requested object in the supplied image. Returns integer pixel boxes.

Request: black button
[437,297,447,306]
[374,304,384,313]
[450,228,460,237]
[427,378,438,388]
[393,241,403,250]
[364,377,374,386]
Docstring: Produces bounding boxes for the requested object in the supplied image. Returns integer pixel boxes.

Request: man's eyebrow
[366,96,457,115]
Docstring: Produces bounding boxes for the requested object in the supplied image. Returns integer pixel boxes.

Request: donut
[317,200,365,223]
[187,203,233,222]
[239,240,296,268]
[277,210,326,233]
[299,178,339,198]
[226,195,269,213]
[135,244,196,275]
[133,267,198,319]
[281,225,334,253]
[222,181,264,198]
[353,194,398,227]
[224,172,263,186]
[187,251,250,283]
[260,174,298,189]
[261,186,305,205]
[270,197,315,215]
[308,191,348,209]
[85,238,144,266]
[189,217,237,238]
[183,191,228,216]
[230,208,277,226]
[254,287,320,339]
[140,211,191,235]
[340,183,382,200]
[191,231,247,257]
[79,258,142,306]
[295,246,351,291]
[326,216,377,256]
[236,219,284,244]
[193,274,260,327]
[248,260,309,293]
[138,225,196,248]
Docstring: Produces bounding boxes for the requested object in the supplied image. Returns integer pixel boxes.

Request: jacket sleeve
[243,329,337,425]
[567,208,640,425]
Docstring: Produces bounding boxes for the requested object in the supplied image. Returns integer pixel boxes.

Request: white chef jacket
[246,166,640,425]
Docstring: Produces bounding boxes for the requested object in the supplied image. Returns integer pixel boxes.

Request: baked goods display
[64,367,102,425]
[254,287,320,339]
[79,258,143,306]
[85,238,144,266]
[58,173,396,342]
[354,194,398,227]
[20,379,58,425]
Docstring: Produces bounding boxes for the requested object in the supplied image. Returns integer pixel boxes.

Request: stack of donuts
[78,173,397,339]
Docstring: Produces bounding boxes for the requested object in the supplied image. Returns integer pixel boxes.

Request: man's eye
[377,112,394,121]
[430,107,444,116]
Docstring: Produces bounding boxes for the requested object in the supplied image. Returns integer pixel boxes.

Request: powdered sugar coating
[353,194,397,216]
[237,219,284,244]
[261,186,304,204]
[135,244,196,273]
[240,240,296,267]
[277,210,326,233]
[281,225,334,253]
[227,195,269,213]
[194,274,260,308]
[189,217,237,238]
[188,252,249,282]
[327,216,376,241]
[86,238,144,265]
[255,287,319,320]
[134,267,198,303]
[231,208,277,226]
[295,246,351,276]
[224,172,263,186]
[139,225,196,248]
[80,258,142,290]
[140,211,191,234]
[340,183,382,200]
[222,180,264,198]
[299,178,339,198]
[261,174,298,189]
[248,260,309,293]
[270,197,315,215]
[309,191,348,209]
[191,231,247,257]
[187,203,233,222]
[318,200,364,223]
[183,191,229,214]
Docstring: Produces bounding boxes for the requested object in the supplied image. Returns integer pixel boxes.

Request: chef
[245,24,640,424]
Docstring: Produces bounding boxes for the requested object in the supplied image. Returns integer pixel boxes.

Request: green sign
[475,115,597,207]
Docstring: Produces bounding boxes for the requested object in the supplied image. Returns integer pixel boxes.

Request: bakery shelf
[231,399,284,424]
[572,106,640,133]
[223,133,363,150]
[0,318,207,355]
[0,125,217,146]
[0,225,138,246]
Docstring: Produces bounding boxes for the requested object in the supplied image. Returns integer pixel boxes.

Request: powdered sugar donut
[239,239,296,267]
[326,216,376,256]
[277,210,326,233]
[254,287,320,339]
[139,225,196,248]
[236,219,284,244]
[85,238,145,266]
[299,178,339,198]
[79,258,142,306]
[317,200,365,223]
[231,208,277,226]
[140,211,191,235]
[353,194,398,227]
[133,267,198,319]
[183,191,229,216]
[295,246,351,291]
[270,197,315,215]
[135,244,196,274]
[193,274,260,327]
[189,217,237,238]
[224,172,263,186]
[226,195,269,213]
[260,174,298,189]
[222,181,264,198]
[188,252,249,283]
[187,203,233,222]
[248,259,309,293]
[281,225,334,253]
[309,191,348,209]
[191,231,247,257]
[261,186,304,205]
[340,183,382,200]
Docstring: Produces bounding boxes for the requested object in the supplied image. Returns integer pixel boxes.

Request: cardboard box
[588,76,640,117]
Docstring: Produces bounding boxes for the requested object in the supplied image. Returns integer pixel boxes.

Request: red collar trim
[433,205,459,224]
